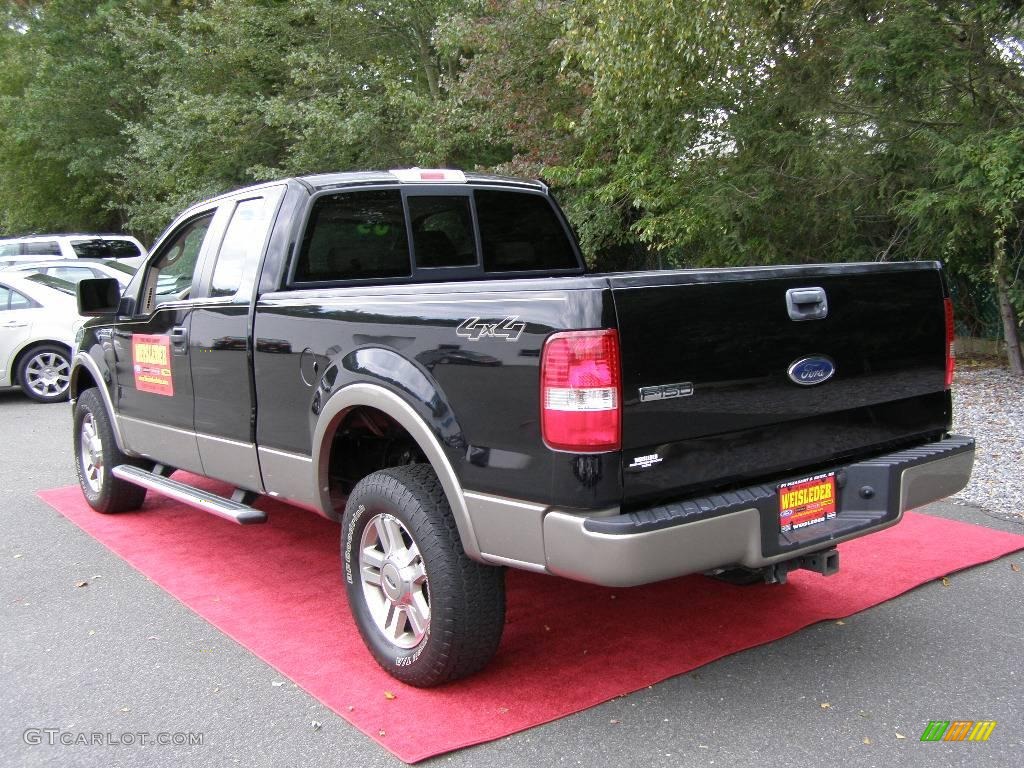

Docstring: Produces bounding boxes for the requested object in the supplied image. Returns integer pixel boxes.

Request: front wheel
[18,344,71,402]
[341,464,505,687]
[73,388,148,513]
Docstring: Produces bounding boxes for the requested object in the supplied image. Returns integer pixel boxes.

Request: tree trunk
[995,265,1024,376]
[416,31,441,103]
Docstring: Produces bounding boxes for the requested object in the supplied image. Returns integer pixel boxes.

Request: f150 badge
[456,316,525,342]
[639,382,694,402]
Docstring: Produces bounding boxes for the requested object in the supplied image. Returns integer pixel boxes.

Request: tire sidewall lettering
[343,503,366,585]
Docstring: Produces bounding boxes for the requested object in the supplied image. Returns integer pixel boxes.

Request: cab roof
[298,168,547,193]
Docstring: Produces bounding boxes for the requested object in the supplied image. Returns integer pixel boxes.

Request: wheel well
[326,406,428,511]
[12,341,71,385]
[71,364,98,401]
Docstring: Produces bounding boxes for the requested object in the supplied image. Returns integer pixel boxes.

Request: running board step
[112,465,267,525]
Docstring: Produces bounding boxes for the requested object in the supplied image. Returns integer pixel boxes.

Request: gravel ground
[952,365,1024,519]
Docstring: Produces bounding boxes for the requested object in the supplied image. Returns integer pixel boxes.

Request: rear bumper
[542,435,975,587]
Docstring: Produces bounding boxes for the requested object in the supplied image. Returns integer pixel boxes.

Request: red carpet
[39,478,1024,763]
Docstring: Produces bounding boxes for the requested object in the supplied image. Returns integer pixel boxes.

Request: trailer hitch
[765,547,840,585]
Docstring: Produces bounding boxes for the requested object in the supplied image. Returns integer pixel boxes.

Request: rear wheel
[73,388,148,513]
[18,344,71,403]
[341,464,505,687]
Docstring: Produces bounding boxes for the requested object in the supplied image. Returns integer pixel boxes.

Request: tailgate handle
[786,287,828,321]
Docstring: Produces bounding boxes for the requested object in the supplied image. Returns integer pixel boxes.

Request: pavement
[1,388,1022,767]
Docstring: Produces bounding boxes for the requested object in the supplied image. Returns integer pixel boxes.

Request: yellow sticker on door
[132,334,174,396]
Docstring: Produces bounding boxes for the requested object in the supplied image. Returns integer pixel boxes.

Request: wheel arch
[70,352,134,455]
[312,382,483,562]
[11,339,71,385]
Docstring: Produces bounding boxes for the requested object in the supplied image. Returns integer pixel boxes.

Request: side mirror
[77,277,122,316]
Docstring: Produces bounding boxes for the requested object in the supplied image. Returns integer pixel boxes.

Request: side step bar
[112,465,267,525]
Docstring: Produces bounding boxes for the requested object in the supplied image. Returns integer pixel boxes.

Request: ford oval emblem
[787,356,836,386]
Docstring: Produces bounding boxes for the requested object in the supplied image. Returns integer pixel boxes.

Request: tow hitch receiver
[766,548,840,584]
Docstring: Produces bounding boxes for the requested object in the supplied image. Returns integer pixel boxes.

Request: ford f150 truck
[70,168,975,687]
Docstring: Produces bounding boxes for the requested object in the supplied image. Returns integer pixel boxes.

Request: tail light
[944,297,955,389]
[541,329,621,452]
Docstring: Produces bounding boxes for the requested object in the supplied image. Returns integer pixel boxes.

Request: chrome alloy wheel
[79,412,104,494]
[25,350,70,399]
[358,512,430,649]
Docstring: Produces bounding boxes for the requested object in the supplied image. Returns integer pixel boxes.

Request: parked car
[1,272,83,402]
[0,234,147,270]
[0,258,136,286]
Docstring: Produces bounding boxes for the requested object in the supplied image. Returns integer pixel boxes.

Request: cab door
[113,206,228,473]
[187,186,284,491]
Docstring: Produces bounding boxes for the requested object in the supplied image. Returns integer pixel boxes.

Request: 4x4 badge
[456,316,525,342]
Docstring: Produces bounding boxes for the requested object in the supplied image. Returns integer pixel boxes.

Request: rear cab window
[290,184,582,286]
[294,190,410,283]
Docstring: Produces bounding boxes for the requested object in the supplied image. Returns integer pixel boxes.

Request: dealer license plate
[778,472,837,533]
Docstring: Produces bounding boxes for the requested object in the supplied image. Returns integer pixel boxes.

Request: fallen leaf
[378,729,386,737]
[347,706,354,712]
[13,554,22,559]
[120,707,129,713]
[820,702,831,709]
[87,630,95,636]
[212,687,220,693]
[896,733,906,740]
[1012,563,1021,573]
[941,577,950,587]
[384,691,397,700]
[863,737,872,745]
[835,620,845,625]
[609,719,621,725]
[147,635,159,641]
[75,581,88,588]
[271,681,284,687]
[311,720,322,731]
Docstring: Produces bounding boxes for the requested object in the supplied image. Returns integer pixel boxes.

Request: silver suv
[0,234,147,269]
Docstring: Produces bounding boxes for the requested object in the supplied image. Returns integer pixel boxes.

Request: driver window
[144,213,214,311]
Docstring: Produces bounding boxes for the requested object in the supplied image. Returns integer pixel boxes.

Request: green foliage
[0,0,1021,348]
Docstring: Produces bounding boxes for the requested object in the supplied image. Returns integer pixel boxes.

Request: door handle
[169,326,188,355]
[0,321,28,328]
[786,287,828,321]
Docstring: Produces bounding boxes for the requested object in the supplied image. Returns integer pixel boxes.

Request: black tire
[73,388,149,513]
[18,343,71,403]
[341,464,505,687]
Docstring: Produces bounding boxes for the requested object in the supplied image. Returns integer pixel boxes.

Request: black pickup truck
[71,168,974,687]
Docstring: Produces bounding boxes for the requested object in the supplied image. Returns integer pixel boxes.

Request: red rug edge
[35,486,1024,763]
[412,533,1024,762]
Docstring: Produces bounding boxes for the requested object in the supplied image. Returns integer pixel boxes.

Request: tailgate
[610,262,951,506]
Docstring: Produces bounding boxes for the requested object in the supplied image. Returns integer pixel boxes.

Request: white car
[0,234,147,270]
[0,272,85,403]
[0,258,136,286]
